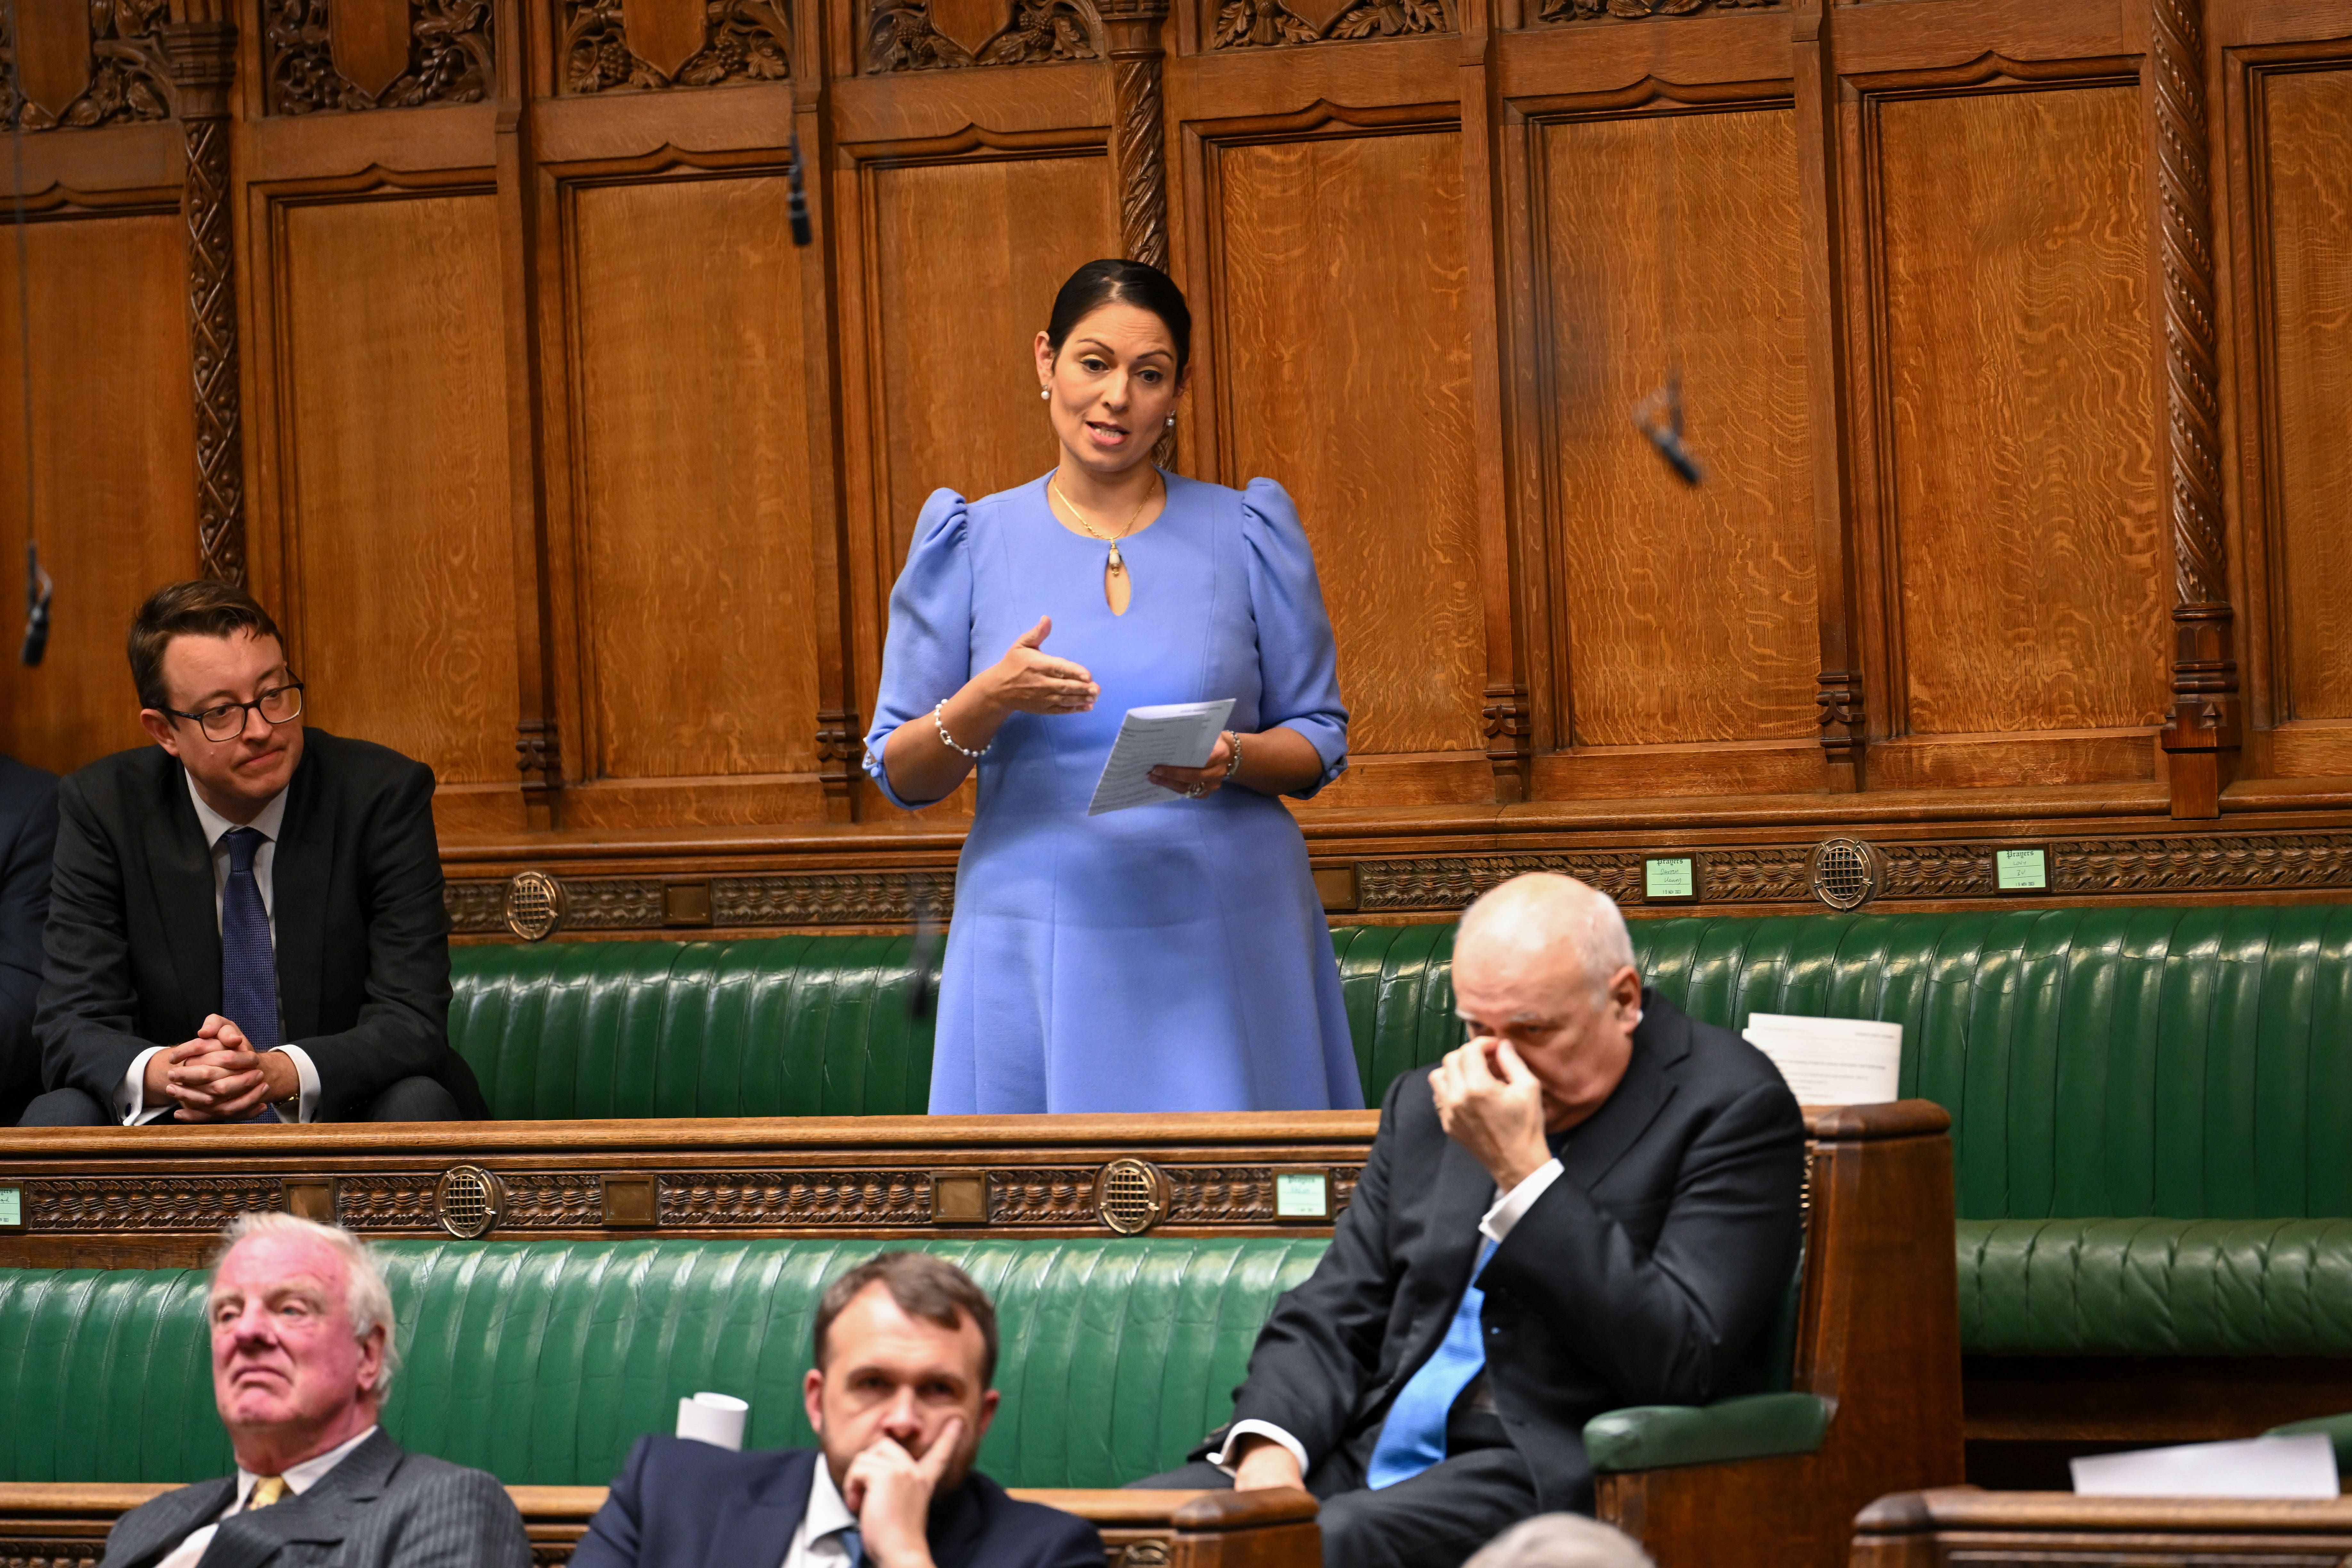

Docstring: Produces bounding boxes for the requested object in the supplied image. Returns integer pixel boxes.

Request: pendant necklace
[1051,472,1157,613]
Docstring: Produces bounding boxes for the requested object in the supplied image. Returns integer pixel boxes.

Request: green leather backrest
[0,1238,1329,1486]
[452,906,2352,1222]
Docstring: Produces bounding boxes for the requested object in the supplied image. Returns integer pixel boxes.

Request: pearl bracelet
[934,699,991,760]
[1221,730,1243,782]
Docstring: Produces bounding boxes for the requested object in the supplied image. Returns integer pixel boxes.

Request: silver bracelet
[933,699,991,760]
[1221,730,1243,782]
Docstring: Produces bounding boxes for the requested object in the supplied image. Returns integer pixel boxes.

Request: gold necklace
[1050,473,1156,582]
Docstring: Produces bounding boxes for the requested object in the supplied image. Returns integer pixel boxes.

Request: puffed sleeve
[863,490,973,810]
[1241,477,1348,798]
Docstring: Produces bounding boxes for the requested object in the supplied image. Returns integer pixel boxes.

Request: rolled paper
[676,1391,750,1450]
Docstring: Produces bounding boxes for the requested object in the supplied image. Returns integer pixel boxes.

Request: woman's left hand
[1151,732,1234,800]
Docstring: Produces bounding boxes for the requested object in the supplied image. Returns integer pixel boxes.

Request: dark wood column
[159,0,243,586]
[1100,0,1170,269]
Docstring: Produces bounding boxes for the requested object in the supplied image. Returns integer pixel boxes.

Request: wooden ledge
[1801,1101,1950,1141]
[1856,1487,2352,1534]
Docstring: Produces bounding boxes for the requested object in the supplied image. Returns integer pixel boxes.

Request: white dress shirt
[781,1454,863,1568]
[116,777,320,1124]
[1209,1158,1567,1477]
[153,1425,379,1568]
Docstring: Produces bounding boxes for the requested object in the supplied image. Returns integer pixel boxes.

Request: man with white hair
[1134,873,1806,1568]
[100,1212,529,1568]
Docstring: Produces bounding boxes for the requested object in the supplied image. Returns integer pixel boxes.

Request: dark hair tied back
[1045,259,1192,378]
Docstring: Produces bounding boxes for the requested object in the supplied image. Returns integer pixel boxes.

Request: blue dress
[863,471,1365,1114]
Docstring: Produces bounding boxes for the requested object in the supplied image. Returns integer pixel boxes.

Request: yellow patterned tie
[247,1476,287,1511]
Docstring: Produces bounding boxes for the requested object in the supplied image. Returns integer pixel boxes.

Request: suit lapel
[1387,1129,1498,1389]
[194,1430,398,1568]
[268,744,329,1041]
[709,1448,817,1568]
[926,1477,989,1568]
[109,1479,236,1568]
[143,757,222,1027]
[1558,989,1688,1190]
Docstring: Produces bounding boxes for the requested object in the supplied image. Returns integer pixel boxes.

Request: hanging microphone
[905,892,942,1022]
[1634,376,1704,488]
[785,126,812,247]
[20,540,50,666]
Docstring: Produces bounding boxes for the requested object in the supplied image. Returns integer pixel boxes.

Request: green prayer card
[1995,848,2049,892]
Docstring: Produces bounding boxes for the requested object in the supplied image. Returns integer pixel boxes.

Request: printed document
[1741,1013,1903,1105]
[1087,699,1235,816]
[2072,1433,2338,1499]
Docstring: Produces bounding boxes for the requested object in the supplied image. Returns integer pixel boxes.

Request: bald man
[1135,873,1806,1568]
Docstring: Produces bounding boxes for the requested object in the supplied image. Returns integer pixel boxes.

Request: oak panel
[869,153,1116,573]
[277,194,519,787]
[1538,105,1818,749]
[1877,85,2166,738]
[0,214,197,774]
[1212,128,1484,758]
[2262,66,2352,723]
[571,174,818,785]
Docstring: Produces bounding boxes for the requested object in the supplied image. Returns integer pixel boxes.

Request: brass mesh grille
[1810,839,1876,911]
[435,1166,502,1239]
[503,871,567,942]
[1095,1159,1167,1235]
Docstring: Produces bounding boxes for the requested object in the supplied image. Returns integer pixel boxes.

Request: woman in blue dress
[862,259,1363,1115]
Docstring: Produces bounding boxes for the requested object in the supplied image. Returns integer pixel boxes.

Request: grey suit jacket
[99,1430,528,1568]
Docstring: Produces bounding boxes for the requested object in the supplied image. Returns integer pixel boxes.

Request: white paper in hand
[1088,699,1236,816]
[2071,1433,2338,1499]
[1742,1013,1902,1105]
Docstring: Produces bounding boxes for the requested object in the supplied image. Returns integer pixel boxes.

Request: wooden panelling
[1875,84,2166,747]
[567,173,820,814]
[1535,104,1818,751]
[272,194,520,813]
[0,214,197,774]
[868,153,1117,574]
[2259,67,2352,726]
[1209,127,1486,794]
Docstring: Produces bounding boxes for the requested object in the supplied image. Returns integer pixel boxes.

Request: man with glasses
[21,580,487,1125]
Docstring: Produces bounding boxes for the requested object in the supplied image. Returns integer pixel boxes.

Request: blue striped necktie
[219,826,283,1123]
[1364,1236,1497,1489]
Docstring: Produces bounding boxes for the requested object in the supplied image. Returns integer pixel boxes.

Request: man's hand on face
[1433,1035,1553,1192]
[1228,1434,1305,1493]
[163,1015,295,1122]
[842,1415,964,1568]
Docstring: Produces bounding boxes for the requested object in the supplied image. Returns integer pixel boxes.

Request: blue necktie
[835,1527,864,1567]
[219,827,283,1123]
[1365,1237,1497,1489]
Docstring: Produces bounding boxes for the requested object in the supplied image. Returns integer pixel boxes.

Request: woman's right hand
[985,616,1098,715]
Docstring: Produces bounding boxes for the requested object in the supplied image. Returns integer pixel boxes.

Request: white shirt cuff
[119,1048,164,1125]
[273,1046,320,1124]
[1210,1420,1308,1478]
[1479,1158,1565,1244]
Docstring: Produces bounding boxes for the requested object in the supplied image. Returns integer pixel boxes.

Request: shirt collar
[186,770,289,851]
[234,1424,378,1506]
[804,1454,859,1545]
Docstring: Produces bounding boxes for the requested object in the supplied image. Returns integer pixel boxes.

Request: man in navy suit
[574,1253,1103,1568]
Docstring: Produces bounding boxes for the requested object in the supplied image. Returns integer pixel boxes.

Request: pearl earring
[1165,415,1175,427]
[1041,387,1050,400]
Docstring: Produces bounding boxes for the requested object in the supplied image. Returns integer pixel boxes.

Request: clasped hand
[841,1415,965,1568]
[1431,1036,1552,1193]
[145,1015,294,1122]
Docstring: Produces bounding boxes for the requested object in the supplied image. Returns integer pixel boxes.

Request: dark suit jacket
[1219,989,1806,1513]
[35,729,487,1121]
[99,1429,529,1568]
[0,755,58,1126]
[573,1437,1104,1568]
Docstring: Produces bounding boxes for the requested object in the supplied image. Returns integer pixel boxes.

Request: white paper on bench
[2071,1433,2339,1499]
[1741,1013,1902,1105]
[678,1391,749,1450]
[1086,699,1235,816]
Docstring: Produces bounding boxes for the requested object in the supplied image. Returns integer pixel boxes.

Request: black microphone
[785,127,812,248]
[19,541,48,667]
[906,893,942,1022]
[1634,378,1704,488]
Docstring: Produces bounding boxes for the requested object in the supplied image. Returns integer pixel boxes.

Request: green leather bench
[0,1235,1807,1488]
[451,907,2352,1370]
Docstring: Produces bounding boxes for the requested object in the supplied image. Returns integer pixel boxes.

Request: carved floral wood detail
[0,0,171,129]
[864,0,1096,72]
[261,0,494,114]
[562,0,790,92]
[1211,0,1445,48]
[1536,0,1777,19]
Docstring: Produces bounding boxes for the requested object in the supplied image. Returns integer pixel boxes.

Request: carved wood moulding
[1212,0,1446,49]
[863,0,1098,72]
[262,0,495,114]
[1536,0,1778,22]
[8,1164,1366,1236]
[445,869,959,934]
[562,0,790,93]
[0,0,172,129]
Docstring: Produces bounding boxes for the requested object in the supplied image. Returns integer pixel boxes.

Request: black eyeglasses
[164,680,305,743]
